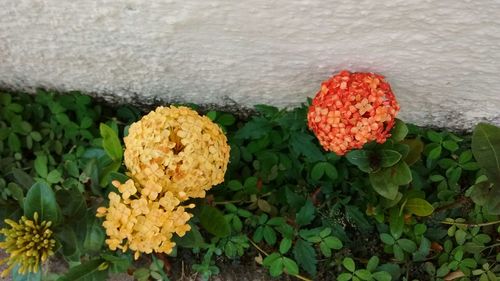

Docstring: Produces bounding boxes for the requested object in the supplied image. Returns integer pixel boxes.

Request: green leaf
[443,140,459,152]
[34,154,48,178]
[346,150,373,173]
[217,113,236,126]
[56,259,106,281]
[293,239,317,276]
[404,198,434,216]
[282,257,299,275]
[8,133,21,152]
[263,225,277,245]
[296,200,315,226]
[372,271,392,281]
[401,138,424,165]
[56,226,79,257]
[379,150,402,168]
[84,216,105,253]
[311,162,325,180]
[235,117,272,140]
[366,256,379,272]
[355,269,372,280]
[269,258,284,277]
[428,145,442,160]
[427,131,443,143]
[56,189,86,219]
[12,169,35,190]
[343,257,356,272]
[472,123,500,187]
[397,239,417,253]
[393,244,405,261]
[323,236,343,249]
[279,238,292,254]
[389,208,404,239]
[391,119,408,142]
[99,123,123,162]
[206,110,217,121]
[337,273,353,281]
[46,170,62,184]
[380,233,395,245]
[391,161,412,185]
[24,182,61,224]
[198,205,230,237]
[289,132,325,162]
[370,170,399,200]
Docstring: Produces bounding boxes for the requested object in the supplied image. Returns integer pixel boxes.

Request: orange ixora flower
[307,70,400,155]
[124,106,230,200]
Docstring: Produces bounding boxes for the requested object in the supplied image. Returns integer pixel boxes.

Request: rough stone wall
[0,0,499,129]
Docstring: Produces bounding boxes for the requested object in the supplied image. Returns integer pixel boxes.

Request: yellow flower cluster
[124,106,230,200]
[97,180,193,260]
[0,212,55,277]
[97,106,230,259]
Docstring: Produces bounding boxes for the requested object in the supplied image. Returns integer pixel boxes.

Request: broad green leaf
[401,138,424,165]
[56,259,106,281]
[56,189,86,219]
[296,200,315,226]
[404,198,434,216]
[389,208,404,239]
[293,239,317,276]
[24,182,61,224]
[390,119,408,142]
[346,150,373,173]
[99,123,123,162]
[337,273,353,281]
[12,169,34,190]
[472,123,500,186]
[391,161,412,186]
[379,150,402,168]
[56,226,79,257]
[370,170,399,200]
[198,205,230,237]
[311,162,325,180]
[84,216,105,253]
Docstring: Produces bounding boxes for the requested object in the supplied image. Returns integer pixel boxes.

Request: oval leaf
[405,198,434,216]
[24,182,61,224]
[198,205,230,237]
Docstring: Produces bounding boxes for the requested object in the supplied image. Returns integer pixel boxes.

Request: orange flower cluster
[307,70,400,155]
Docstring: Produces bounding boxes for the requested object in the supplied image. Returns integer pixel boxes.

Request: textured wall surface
[0,0,499,129]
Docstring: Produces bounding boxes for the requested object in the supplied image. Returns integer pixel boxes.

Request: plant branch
[440,219,500,228]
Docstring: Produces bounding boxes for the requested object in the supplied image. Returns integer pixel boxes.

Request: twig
[247,237,313,281]
[440,219,500,228]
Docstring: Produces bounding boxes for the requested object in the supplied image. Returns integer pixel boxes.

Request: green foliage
[0,91,499,281]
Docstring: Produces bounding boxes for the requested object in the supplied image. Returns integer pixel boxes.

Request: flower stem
[440,219,500,228]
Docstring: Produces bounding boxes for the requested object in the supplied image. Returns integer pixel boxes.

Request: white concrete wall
[0,0,499,130]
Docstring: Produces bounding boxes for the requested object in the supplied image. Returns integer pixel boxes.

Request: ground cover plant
[0,72,499,281]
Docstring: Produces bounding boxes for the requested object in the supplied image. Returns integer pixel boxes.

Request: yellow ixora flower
[97,180,194,260]
[0,212,56,277]
[123,106,230,200]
